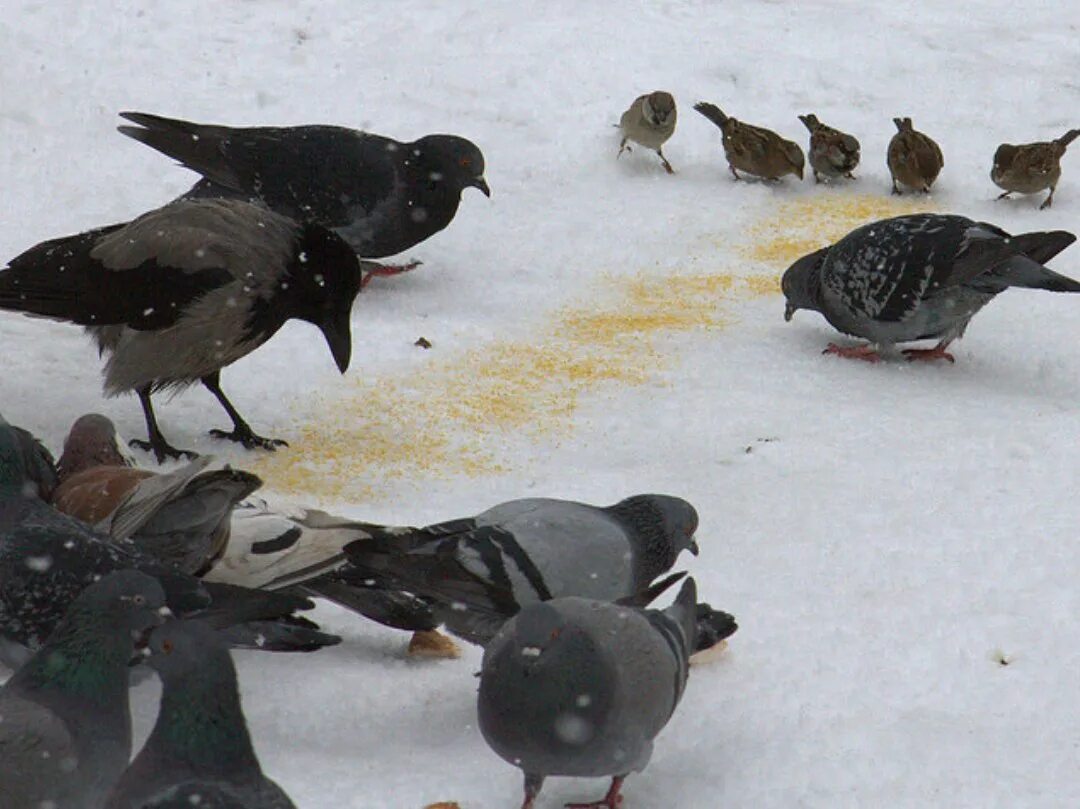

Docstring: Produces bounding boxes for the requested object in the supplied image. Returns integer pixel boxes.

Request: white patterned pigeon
[782,213,1079,362]
[478,576,699,809]
[105,620,297,809]
[0,570,166,809]
[341,494,702,646]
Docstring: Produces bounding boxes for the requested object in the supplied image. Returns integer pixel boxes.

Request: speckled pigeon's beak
[784,302,797,322]
[471,176,491,197]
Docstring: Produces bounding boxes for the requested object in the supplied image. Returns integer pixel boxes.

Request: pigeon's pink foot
[566,777,625,809]
[360,259,422,288]
[902,344,955,363]
[822,343,881,363]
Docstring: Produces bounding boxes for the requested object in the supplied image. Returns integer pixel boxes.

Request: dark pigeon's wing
[822,215,1013,323]
[11,427,59,501]
[0,693,79,798]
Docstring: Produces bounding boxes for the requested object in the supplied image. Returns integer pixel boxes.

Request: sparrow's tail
[1057,129,1080,150]
[893,116,914,133]
[798,113,820,133]
[693,101,730,131]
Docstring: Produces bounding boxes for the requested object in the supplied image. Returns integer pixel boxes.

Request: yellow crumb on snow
[249,271,770,501]
[741,193,938,267]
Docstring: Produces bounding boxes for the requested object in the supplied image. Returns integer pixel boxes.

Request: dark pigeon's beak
[784,302,797,322]
[470,176,491,197]
[689,538,700,556]
[321,312,353,373]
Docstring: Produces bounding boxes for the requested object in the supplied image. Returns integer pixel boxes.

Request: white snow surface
[2,2,1079,807]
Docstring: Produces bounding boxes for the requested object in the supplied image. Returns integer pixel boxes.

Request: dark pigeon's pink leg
[565,776,626,809]
[822,343,882,363]
[360,260,422,289]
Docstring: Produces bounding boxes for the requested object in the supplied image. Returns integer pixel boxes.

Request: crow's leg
[129,385,198,462]
[202,371,288,450]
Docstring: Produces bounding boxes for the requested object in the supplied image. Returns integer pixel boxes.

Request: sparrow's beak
[784,302,797,322]
[689,538,700,556]
[470,176,491,198]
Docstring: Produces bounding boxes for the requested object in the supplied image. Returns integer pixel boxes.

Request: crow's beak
[689,538,700,556]
[321,312,353,373]
[784,302,797,322]
[470,176,491,197]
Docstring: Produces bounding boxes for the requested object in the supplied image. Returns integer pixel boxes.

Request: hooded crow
[117,111,490,260]
[0,198,363,461]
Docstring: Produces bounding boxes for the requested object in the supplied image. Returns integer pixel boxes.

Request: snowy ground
[2,1,1079,807]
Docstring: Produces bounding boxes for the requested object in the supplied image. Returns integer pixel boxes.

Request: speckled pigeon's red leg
[822,343,882,363]
[902,340,956,363]
[359,259,422,288]
[565,776,626,809]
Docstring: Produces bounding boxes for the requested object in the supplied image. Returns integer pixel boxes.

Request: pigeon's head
[145,619,230,680]
[782,246,829,321]
[416,134,490,198]
[287,223,364,375]
[643,91,676,127]
[56,413,137,481]
[0,417,58,500]
[64,570,168,647]
[610,494,700,573]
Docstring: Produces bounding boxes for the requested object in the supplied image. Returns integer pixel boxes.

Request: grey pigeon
[117,111,490,259]
[52,414,262,574]
[105,620,297,809]
[617,91,678,174]
[0,198,363,461]
[0,570,166,809]
[0,414,340,658]
[782,213,1080,362]
[342,494,703,646]
[478,576,699,809]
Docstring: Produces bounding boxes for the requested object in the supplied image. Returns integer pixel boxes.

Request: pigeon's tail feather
[213,618,341,652]
[297,578,439,632]
[118,111,242,190]
[1012,230,1076,267]
[195,580,315,624]
[693,604,739,653]
[693,102,729,131]
[616,571,688,608]
[1057,129,1080,149]
[663,577,699,651]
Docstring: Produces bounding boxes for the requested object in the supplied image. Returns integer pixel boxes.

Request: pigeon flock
[0,91,1076,809]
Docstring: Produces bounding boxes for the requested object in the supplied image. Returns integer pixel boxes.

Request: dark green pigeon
[106,620,297,809]
[0,570,166,809]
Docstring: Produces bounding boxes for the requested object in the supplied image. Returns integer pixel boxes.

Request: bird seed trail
[250,193,937,503]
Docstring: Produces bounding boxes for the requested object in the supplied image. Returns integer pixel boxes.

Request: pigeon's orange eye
[549,628,561,641]
[460,157,472,167]
[132,594,146,606]
[161,639,174,654]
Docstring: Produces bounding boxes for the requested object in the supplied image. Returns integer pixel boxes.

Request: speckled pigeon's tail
[993,230,1080,293]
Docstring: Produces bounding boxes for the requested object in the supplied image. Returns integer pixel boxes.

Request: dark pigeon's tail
[693,603,739,653]
[662,576,699,653]
[694,102,730,131]
[988,230,1080,293]
[118,111,242,190]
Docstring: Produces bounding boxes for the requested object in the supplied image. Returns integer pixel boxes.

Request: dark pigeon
[0,198,363,461]
[782,213,1079,362]
[118,111,490,259]
[105,620,297,809]
[478,577,700,809]
[0,570,167,809]
[341,494,726,649]
[0,415,340,659]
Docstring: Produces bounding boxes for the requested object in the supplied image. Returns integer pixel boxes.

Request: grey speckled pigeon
[0,198,362,461]
[52,414,262,574]
[782,213,1079,362]
[0,570,166,809]
[478,577,699,809]
[342,494,701,646]
[105,620,297,809]
[0,415,340,658]
[117,111,490,260]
